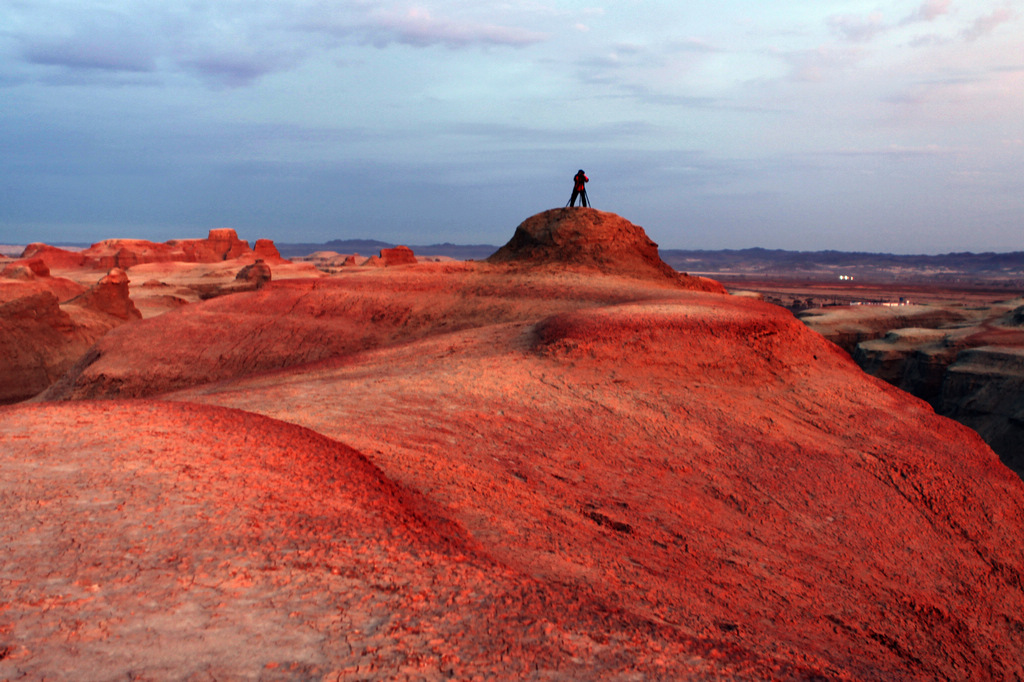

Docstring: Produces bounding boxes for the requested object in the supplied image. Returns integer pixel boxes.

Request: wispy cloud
[180,54,285,88]
[356,7,548,48]
[833,143,963,157]
[23,39,156,73]
[5,0,549,88]
[961,5,1017,41]
[900,0,953,25]
[828,12,886,43]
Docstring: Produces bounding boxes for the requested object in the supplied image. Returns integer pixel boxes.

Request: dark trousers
[569,189,588,207]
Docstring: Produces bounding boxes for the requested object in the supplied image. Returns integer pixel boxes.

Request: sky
[1,1,1022,253]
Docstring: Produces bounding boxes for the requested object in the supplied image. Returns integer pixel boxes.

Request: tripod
[565,188,590,208]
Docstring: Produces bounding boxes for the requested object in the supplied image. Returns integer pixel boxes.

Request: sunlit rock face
[3,211,1024,679]
[20,229,286,271]
[488,207,726,292]
[0,268,138,404]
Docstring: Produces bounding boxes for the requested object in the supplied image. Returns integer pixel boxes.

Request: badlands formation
[2,209,1024,680]
[800,302,1024,476]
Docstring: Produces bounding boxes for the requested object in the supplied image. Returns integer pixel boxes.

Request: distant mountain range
[657,248,1024,284]
[276,239,499,261]
[277,241,1024,285]
[6,239,1022,286]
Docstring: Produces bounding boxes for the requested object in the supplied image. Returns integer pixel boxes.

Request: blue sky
[1,1,1021,252]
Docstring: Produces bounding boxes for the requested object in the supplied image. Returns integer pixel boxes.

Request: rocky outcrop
[252,238,286,263]
[941,346,1024,473]
[0,268,143,403]
[234,260,272,288]
[802,299,1024,476]
[380,245,417,266]
[0,291,74,329]
[853,328,956,403]
[19,243,89,269]
[1,257,51,279]
[488,208,726,292]
[21,229,287,271]
[0,295,104,404]
[65,268,142,321]
[799,305,976,355]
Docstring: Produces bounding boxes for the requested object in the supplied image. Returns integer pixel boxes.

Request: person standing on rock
[568,169,589,207]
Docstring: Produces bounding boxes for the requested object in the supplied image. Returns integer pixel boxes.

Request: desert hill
[3,210,1024,679]
[487,208,724,292]
[4,400,749,679]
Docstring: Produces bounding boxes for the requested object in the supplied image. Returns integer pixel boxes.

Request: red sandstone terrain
[3,209,1024,680]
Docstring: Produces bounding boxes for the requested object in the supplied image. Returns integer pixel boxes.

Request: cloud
[300,4,549,49]
[354,7,548,48]
[23,38,156,73]
[828,12,886,42]
[833,144,962,157]
[961,6,1017,41]
[6,0,548,90]
[900,0,952,25]
[180,54,282,88]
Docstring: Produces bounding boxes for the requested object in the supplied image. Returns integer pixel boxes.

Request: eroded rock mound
[0,286,131,404]
[21,229,287,272]
[252,238,286,264]
[235,259,272,288]
[380,245,417,267]
[488,208,726,292]
[65,268,142,321]
[19,243,89,269]
[1,257,50,279]
[39,264,727,401]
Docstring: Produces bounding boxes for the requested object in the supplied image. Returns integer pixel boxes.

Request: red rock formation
[20,229,286,271]
[1,257,51,278]
[252,238,286,264]
[380,245,417,266]
[234,260,272,288]
[20,243,89,269]
[0,291,107,404]
[203,227,250,260]
[84,239,186,269]
[11,211,1024,679]
[0,277,87,306]
[0,269,141,403]
[65,268,142,321]
[489,208,725,292]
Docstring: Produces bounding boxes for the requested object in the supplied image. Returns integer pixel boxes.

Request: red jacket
[574,172,588,191]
